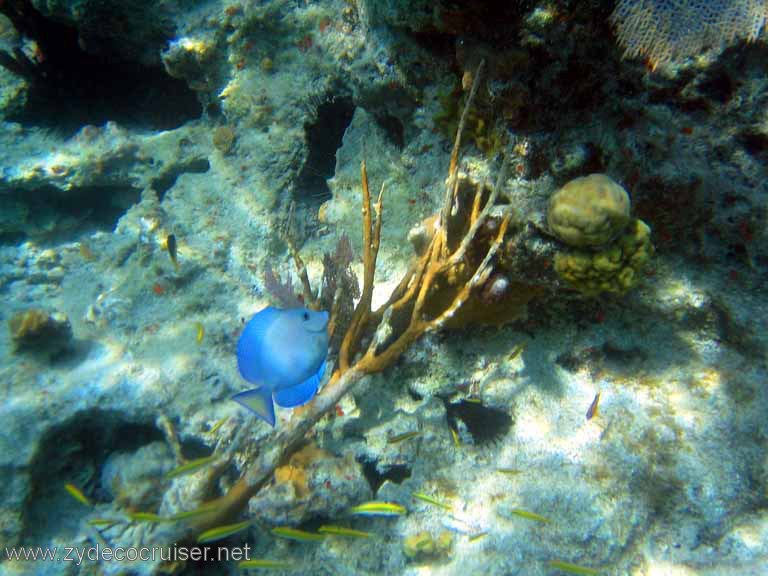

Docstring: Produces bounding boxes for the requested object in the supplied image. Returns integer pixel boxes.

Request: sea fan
[611,0,768,65]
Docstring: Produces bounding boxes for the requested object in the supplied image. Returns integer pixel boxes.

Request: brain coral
[547,174,631,248]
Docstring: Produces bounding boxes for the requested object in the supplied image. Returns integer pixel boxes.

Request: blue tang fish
[233,306,329,426]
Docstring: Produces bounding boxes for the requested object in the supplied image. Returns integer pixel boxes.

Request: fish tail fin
[232,387,276,426]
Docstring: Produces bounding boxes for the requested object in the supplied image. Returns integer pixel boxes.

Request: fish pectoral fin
[273,361,325,408]
[232,387,276,427]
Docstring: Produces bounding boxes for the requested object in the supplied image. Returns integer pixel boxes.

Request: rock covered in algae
[248,443,371,525]
[212,125,236,155]
[8,308,72,354]
[100,441,174,511]
[403,530,454,561]
[548,173,631,247]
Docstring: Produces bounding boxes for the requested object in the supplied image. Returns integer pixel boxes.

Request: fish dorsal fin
[273,360,326,408]
[231,386,276,427]
[236,307,280,384]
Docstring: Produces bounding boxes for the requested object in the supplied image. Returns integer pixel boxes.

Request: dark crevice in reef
[22,412,164,544]
[294,97,356,206]
[0,184,142,245]
[0,0,201,135]
[179,437,214,461]
[152,157,211,202]
[737,130,768,160]
[444,399,512,446]
[359,458,411,495]
[374,113,405,149]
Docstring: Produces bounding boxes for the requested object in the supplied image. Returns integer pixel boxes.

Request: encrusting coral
[161,60,543,544]
[554,218,653,295]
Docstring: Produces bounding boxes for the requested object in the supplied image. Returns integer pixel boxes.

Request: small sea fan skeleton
[611,0,768,65]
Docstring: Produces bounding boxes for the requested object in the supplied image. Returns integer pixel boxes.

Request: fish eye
[302,311,310,321]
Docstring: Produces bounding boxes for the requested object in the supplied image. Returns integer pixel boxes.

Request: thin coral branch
[338,160,383,372]
[285,236,316,307]
[441,59,485,255]
[449,154,509,267]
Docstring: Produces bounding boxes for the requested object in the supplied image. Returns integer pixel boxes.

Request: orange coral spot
[680,126,693,135]
[152,283,165,295]
[274,443,330,498]
[319,16,331,33]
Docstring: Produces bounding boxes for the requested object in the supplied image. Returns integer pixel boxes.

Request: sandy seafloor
[0,1,767,575]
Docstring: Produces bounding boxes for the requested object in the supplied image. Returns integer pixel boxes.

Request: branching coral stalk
[174,60,523,539]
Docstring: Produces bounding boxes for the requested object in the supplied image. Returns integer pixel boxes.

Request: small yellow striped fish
[585,391,601,420]
[194,322,204,344]
[496,468,524,476]
[128,512,167,523]
[449,427,461,447]
[318,525,372,538]
[271,527,325,542]
[386,430,421,444]
[87,518,120,526]
[169,502,219,522]
[508,342,526,360]
[165,454,218,480]
[208,417,227,435]
[349,502,406,517]
[64,483,92,507]
[412,492,452,511]
[238,559,293,570]
[197,520,252,543]
[509,508,551,523]
[547,559,600,575]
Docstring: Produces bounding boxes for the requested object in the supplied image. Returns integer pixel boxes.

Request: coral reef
[0,2,767,575]
[170,63,542,540]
